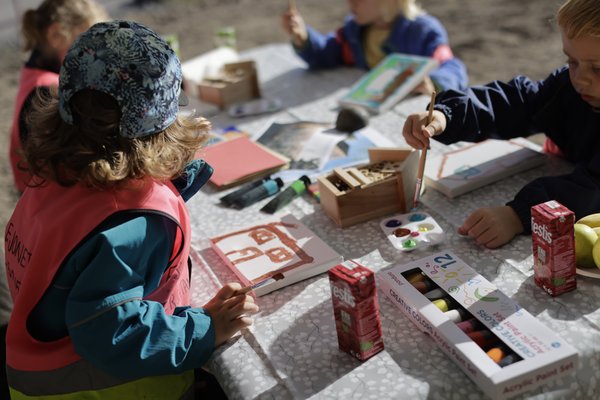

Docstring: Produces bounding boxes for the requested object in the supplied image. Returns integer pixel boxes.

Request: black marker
[220,177,268,206]
[260,175,311,214]
[232,178,284,209]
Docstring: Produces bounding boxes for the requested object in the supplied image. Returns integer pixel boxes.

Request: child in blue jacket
[281,0,468,92]
[403,0,600,248]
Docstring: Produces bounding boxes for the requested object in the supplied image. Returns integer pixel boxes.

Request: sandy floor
[0,0,562,229]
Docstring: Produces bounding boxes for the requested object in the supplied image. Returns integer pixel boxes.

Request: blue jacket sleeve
[433,74,550,145]
[65,214,216,379]
[295,25,344,69]
[508,165,600,233]
[405,15,467,91]
[430,58,468,92]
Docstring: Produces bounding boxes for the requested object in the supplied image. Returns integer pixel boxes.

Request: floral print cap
[58,20,187,138]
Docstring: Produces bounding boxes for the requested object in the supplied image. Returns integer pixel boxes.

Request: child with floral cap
[4,20,258,399]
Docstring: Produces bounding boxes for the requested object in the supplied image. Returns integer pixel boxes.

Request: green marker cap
[291,175,311,194]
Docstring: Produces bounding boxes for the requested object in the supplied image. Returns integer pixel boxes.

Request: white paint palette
[380,212,445,251]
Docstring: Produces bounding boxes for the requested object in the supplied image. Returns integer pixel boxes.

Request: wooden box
[318,148,419,228]
[198,60,260,109]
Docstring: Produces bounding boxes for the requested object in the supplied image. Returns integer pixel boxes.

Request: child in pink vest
[9,0,107,193]
[5,20,259,399]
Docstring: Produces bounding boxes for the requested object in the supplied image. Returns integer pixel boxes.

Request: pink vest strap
[5,179,191,371]
[9,68,59,192]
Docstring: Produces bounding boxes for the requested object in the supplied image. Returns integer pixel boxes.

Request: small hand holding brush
[412,91,436,209]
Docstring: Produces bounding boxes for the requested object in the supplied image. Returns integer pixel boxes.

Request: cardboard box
[377,250,578,400]
[329,260,384,361]
[317,148,419,228]
[198,60,260,108]
[531,200,576,296]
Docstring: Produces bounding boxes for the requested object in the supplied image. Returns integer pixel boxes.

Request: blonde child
[9,0,107,193]
[403,0,600,249]
[4,20,259,398]
[281,0,468,92]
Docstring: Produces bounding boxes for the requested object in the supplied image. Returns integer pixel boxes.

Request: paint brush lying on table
[412,91,436,209]
[237,272,285,295]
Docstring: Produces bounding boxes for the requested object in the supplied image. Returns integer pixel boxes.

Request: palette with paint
[380,212,445,251]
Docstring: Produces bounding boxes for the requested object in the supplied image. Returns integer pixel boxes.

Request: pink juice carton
[531,200,576,296]
[328,260,384,361]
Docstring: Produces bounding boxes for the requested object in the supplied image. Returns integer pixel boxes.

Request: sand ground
[0,0,562,229]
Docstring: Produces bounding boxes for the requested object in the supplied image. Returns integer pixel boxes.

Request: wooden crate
[198,60,260,109]
[318,148,419,228]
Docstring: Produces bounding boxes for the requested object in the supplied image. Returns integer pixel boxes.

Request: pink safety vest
[5,179,191,372]
[9,68,59,193]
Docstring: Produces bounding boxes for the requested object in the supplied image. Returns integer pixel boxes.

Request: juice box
[328,260,384,361]
[531,200,576,296]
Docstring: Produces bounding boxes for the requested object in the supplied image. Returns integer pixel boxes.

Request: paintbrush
[288,0,296,11]
[237,272,285,295]
[412,91,436,209]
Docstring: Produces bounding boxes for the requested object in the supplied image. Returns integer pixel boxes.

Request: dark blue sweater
[433,66,600,232]
[297,14,468,91]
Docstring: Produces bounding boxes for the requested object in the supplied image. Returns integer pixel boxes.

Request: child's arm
[393,15,468,91]
[429,74,555,146]
[60,215,258,379]
[281,7,308,48]
[508,166,600,235]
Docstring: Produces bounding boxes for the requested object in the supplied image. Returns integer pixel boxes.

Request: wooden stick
[288,0,296,11]
[412,91,436,209]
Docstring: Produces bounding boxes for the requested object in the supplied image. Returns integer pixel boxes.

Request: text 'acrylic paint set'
[377,251,577,400]
[380,212,445,251]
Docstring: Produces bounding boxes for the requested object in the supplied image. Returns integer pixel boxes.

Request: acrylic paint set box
[329,260,384,361]
[531,200,576,296]
[318,148,419,228]
[377,250,578,400]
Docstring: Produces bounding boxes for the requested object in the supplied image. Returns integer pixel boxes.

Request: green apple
[575,223,598,268]
[593,240,600,270]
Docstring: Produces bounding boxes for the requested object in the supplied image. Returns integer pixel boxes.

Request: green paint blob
[402,239,417,248]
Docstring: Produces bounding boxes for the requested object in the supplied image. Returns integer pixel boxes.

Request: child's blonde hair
[23,88,210,189]
[557,0,600,38]
[21,0,108,52]
[382,0,423,23]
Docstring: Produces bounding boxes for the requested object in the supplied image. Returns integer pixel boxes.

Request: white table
[183,44,600,400]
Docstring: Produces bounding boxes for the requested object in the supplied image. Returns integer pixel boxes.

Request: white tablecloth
[183,44,600,400]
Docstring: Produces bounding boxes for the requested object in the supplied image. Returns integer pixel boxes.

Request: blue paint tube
[231,178,284,209]
[220,177,268,206]
[260,175,311,214]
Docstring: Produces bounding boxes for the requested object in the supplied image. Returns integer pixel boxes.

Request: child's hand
[402,110,446,149]
[457,206,524,249]
[203,283,260,347]
[281,8,307,48]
